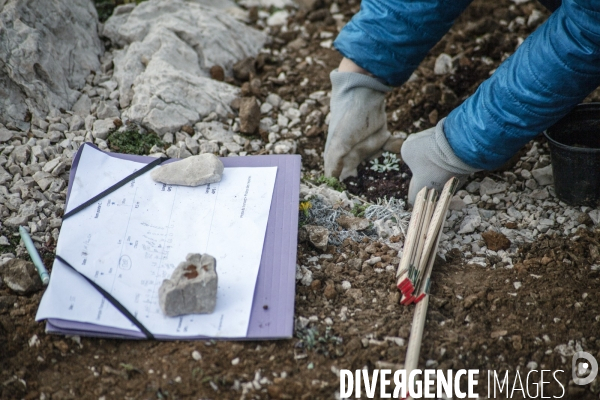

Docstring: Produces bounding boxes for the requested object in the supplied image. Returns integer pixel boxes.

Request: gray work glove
[324,70,401,180]
[401,119,481,205]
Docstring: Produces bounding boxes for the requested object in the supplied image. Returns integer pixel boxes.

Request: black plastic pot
[544,103,600,207]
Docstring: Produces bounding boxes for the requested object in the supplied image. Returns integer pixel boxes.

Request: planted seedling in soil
[344,153,412,203]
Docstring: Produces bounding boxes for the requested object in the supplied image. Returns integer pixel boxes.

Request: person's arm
[333,0,473,86]
[325,0,474,180]
[444,0,600,170]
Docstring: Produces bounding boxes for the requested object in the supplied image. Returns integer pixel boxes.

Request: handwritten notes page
[36,145,277,338]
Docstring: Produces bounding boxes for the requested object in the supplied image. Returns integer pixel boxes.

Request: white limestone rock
[273,139,297,154]
[151,153,224,187]
[92,119,116,140]
[103,0,266,134]
[458,215,481,234]
[267,10,289,26]
[531,165,553,186]
[195,121,234,143]
[0,0,102,130]
[479,177,507,196]
[448,195,467,211]
[0,127,15,142]
[96,101,120,119]
[434,53,454,75]
[159,253,218,317]
[336,215,370,231]
[72,94,93,117]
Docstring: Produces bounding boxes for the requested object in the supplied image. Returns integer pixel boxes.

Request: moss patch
[107,129,163,155]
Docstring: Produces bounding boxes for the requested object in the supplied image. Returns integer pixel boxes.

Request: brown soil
[3,228,600,399]
[481,230,512,252]
[3,0,600,399]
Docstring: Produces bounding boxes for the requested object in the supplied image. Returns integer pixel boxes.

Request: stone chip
[336,215,370,231]
[1,259,43,295]
[303,225,329,251]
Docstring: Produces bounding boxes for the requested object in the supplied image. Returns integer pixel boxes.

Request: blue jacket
[334,0,600,169]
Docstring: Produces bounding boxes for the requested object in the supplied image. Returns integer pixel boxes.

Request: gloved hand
[401,119,481,205]
[324,70,398,180]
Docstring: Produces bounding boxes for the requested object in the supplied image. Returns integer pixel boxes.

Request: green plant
[93,0,146,23]
[350,203,368,218]
[370,152,400,173]
[315,175,345,192]
[107,129,163,155]
[295,326,343,358]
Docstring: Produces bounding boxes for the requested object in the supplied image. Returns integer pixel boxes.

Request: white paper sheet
[36,145,277,338]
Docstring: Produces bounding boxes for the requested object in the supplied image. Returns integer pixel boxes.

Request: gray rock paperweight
[158,253,218,317]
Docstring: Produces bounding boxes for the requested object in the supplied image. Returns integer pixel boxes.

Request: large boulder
[0,0,102,131]
[103,0,267,134]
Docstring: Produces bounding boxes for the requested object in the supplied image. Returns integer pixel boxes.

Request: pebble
[303,225,329,251]
[458,215,481,234]
[267,10,289,26]
[433,53,454,75]
[277,114,289,127]
[260,102,273,114]
[531,165,553,185]
[448,196,466,211]
[324,282,337,300]
[273,139,296,154]
[92,118,115,140]
[191,350,202,360]
[465,181,480,193]
[266,93,282,108]
[1,259,43,295]
[479,177,507,196]
[336,215,370,231]
[239,97,261,134]
[0,127,14,142]
[366,256,381,265]
[209,65,224,81]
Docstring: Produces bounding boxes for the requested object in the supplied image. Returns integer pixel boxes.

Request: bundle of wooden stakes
[395,177,459,305]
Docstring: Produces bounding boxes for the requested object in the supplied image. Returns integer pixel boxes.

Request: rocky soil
[1,0,600,399]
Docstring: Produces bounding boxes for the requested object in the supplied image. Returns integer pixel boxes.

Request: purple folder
[44,144,300,340]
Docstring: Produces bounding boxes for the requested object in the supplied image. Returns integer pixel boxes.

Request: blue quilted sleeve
[333,0,473,86]
[444,0,600,169]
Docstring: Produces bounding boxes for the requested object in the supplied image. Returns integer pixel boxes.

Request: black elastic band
[63,156,169,220]
[55,255,155,340]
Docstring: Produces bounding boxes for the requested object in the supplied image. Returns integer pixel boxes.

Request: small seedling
[370,152,400,173]
[315,175,345,192]
[351,203,368,218]
[295,325,343,358]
